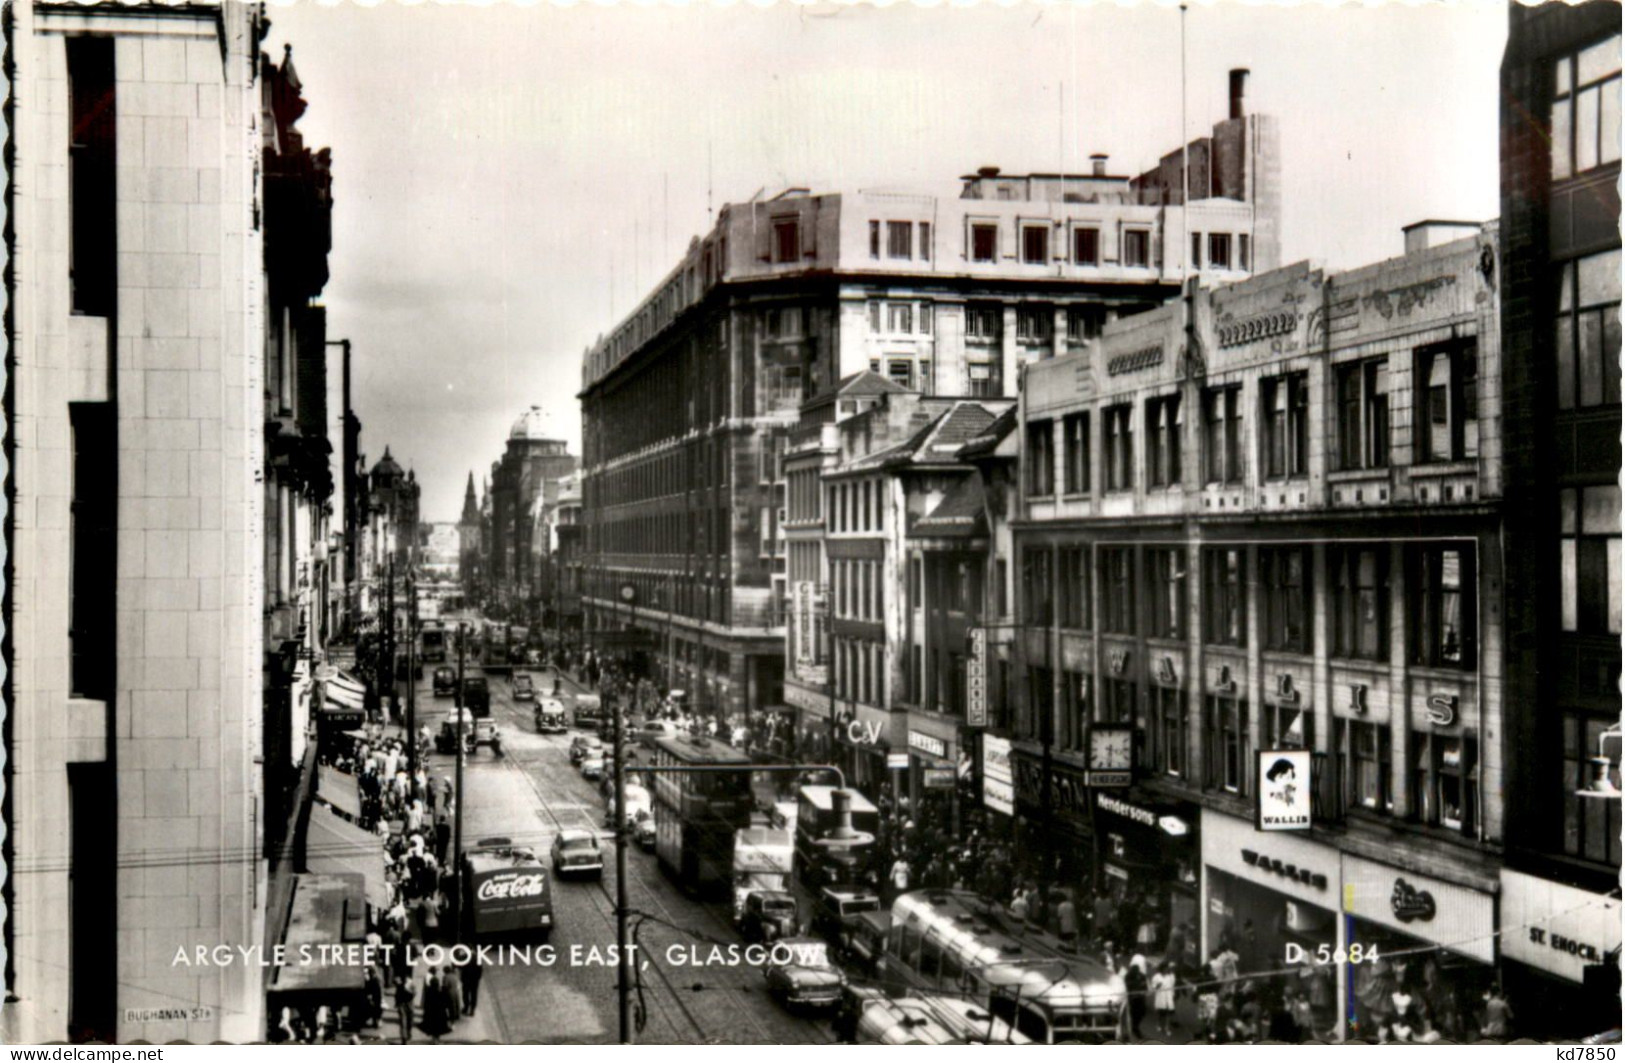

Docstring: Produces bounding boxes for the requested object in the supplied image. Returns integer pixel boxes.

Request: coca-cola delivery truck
[460,839,554,940]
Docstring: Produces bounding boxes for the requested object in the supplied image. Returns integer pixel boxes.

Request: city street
[411,662,836,1044]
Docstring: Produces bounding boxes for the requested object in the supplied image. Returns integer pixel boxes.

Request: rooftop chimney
[1229,68,1250,120]
[1089,154,1109,177]
[976,166,1001,179]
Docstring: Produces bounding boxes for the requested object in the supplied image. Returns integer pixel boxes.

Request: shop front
[903,717,959,827]
[832,701,893,799]
[1092,790,1199,954]
[1341,852,1497,1042]
[1498,868,1622,1040]
[784,679,837,765]
[1201,808,1342,1033]
[1009,749,1094,887]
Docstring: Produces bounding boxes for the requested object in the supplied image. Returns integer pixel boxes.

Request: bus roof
[797,785,879,813]
[651,733,751,764]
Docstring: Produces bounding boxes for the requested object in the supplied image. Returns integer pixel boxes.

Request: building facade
[1497,1,1622,1038]
[3,0,333,1042]
[484,407,577,621]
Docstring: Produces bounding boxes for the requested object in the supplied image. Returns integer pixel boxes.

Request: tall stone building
[2,0,336,1043]
[486,407,578,618]
[581,72,1282,726]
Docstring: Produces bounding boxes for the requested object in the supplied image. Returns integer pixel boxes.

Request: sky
[267,0,1508,522]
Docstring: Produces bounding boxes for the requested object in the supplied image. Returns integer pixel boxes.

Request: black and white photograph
[0,0,1619,1046]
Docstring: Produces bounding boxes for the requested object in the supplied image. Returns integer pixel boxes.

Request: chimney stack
[1089,154,1109,177]
[1229,68,1250,120]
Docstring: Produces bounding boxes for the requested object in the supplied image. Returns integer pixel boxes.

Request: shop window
[1059,546,1091,631]
[1560,485,1622,634]
[1204,547,1246,648]
[1408,544,1475,669]
[1203,385,1244,485]
[1151,685,1186,777]
[971,224,998,263]
[1146,394,1182,487]
[1335,359,1390,470]
[1205,695,1249,795]
[1337,719,1393,814]
[1261,372,1310,479]
[1551,33,1622,181]
[1415,341,1480,462]
[1260,547,1312,654]
[1146,548,1186,640]
[1412,732,1478,834]
[1555,250,1623,410]
[1062,411,1090,494]
[1563,712,1623,865]
[1331,545,1388,661]
[1104,404,1134,492]
[1025,418,1055,497]
[1101,547,1135,635]
[1265,703,1312,750]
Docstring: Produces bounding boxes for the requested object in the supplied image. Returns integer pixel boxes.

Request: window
[1190,232,1203,269]
[1104,404,1133,491]
[1409,544,1475,668]
[1103,678,1137,727]
[888,303,914,334]
[1203,386,1244,484]
[1016,307,1051,343]
[887,360,913,390]
[1415,342,1481,461]
[1146,394,1182,487]
[1022,549,1054,626]
[1331,545,1388,660]
[1062,411,1090,494]
[918,222,932,261]
[1260,547,1311,653]
[1151,685,1185,777]
[887,220,913,260]
[69,402,114,700]
[1066,306,1104,344]
[1551,34,1621,180]
[1564,713,1622,865]
[1555,250,1622,409]
[1262,372,1309,479]
[1335,359,1390,470]
[868,301,881,333]
[1209,233,1232,269]
[971,223,998,263]
[869,220,881,259]
[1074,227,1100,266]
[773,218,800,263]
[1147,548,1185,639]
[1338,720,1393,814]
[1204,547,1246,648]
[68,36,116,317]
[1022,225,1050,264]
[1238,234,1251,271]
[1205,695,1249,795]
[1560,485,1622,634]
[1059,670,1089,750]
[1101,548,1134,634]
[918,304,933,335]
[1059,546,1091,630]
[1123,229,1150,268]
[966,304,1001,341]
[1025,419,1054,496]
[1265,703,1312,750]
[1413,733,1477,834]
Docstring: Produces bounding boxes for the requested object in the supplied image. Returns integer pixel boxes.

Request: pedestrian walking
[459,953,483,1017]
[394,976,416,1044]
[1123,954,1150,1040]
[1056,892,1079,951]
[443,963,464,1022]
[418,972,451,1044]
[1480,984,1514,1039]
[363,965,384,1029]
[1151,961,1178,1038]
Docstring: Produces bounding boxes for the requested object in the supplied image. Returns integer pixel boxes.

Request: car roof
[556,829,597,843]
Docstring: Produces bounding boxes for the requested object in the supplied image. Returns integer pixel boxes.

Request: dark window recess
[70,403,115,701]
[68,36,116,317]
[67,762,117,1044]
[1409,544,1476,669]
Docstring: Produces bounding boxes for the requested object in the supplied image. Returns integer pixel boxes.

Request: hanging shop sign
[908,731,948,758]
[923,767,956,789]
[1500,869,1622,983]
[966,627,988,728]
[887,752,910,771]
[982,734,1014,816]
[1256,749,1312,831]
[1341,853,1495,964]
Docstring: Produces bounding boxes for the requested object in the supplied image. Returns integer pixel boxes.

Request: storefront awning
[306,803,391,910]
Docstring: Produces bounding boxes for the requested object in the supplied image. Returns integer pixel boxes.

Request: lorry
[460,839,553,940]
[732,826,795,925]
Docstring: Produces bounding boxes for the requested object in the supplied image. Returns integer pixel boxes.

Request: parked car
[570,735,603,765]
[741,890,800,944]
[764,937,845,1011]
[432,667,458,697]
[512,673,536,702]
[462,676,491,717]
[550,829,604,878]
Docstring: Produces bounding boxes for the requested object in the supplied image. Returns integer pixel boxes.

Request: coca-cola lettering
[477,873,548,902]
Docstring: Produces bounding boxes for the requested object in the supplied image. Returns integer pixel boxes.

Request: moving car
[432,666,458,697]
[740,890,799,944]
[572,693,604,726]
[580,754,606,780]
[535,698,569,735]
[512,673,536,702]
[435,709,503,757]
[570,735,603,765]
[811,885,884,944]
[550,829,604,878]
[462,676,491,718]
[632,810,656,851]
[764,937,845,1011]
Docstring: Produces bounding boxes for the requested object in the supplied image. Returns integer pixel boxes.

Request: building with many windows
[581,70,1282,727]
[1497,1,1621,1037]
[483,407,578,619]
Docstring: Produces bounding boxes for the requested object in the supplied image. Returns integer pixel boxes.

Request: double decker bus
[883,890,1125,1044]
[419,622,447,663]
[647,734,753,898]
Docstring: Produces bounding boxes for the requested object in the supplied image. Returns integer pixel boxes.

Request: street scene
[0,0,1620,1048]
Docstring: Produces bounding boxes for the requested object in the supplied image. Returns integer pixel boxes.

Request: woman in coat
[418,973,452,1043]
[1123,954,1150,1040]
